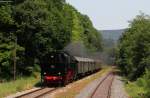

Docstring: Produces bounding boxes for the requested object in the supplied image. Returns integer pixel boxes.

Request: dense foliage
[116,14,150,80]
[126,69,150,98]
[0,0,102,80]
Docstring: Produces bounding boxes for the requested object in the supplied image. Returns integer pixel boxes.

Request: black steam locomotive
[41,51,101,85]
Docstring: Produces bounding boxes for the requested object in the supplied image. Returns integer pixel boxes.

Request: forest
[0,0,102,81]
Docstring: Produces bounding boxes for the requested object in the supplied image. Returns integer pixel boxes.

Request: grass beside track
[54,66,112,98]
[125,69,150,98]
[0,76,40,98]
[126,82,146,98]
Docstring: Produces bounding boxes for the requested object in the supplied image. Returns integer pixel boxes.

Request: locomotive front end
[41,52,68,85]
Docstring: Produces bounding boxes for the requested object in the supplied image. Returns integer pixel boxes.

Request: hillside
[100,29,125,42]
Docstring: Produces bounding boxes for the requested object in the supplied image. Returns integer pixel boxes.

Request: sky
[66,0,150,30]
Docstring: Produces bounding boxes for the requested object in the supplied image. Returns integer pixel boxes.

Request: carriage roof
[74,56,94,62]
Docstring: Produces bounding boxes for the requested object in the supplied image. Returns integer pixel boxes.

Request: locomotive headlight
[58,72,61,75]
[44,72,46,75]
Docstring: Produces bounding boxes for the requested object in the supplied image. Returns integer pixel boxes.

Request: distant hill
[100,29,125,42]
[99,29,126,64]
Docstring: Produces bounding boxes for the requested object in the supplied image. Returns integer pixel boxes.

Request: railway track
[15,87,58,98]
[90,72,115,98]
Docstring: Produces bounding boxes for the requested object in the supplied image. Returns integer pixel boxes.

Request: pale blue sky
[66,0,150,30]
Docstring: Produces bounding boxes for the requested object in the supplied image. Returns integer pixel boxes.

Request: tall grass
[0,76,40,98]
[126,69,150,98]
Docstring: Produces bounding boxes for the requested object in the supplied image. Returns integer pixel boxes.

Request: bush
[126,69,150,98]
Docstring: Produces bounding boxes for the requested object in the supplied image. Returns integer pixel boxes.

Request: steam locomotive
[41,51,101,86]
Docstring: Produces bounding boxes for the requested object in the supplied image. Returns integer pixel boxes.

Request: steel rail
[34,88,58,98]
[107,73,115,98]
[90,72,114,98]
[15,88,46,98]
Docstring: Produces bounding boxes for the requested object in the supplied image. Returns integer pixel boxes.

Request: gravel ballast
[110,76,129,98]
[75,73,109,98]
[75,74,129,98]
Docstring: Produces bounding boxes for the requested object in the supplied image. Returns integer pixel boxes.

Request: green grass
[126,81,146,98]
[0,76,40,98]
[125,69,150,98]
